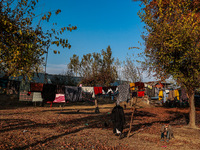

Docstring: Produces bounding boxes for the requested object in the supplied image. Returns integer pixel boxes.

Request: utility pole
[44,45,49,84]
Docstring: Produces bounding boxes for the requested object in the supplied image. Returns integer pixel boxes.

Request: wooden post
[127,107,136,137]
[95,99,98,107]
[127,97,138,137]
[95,99,100,113]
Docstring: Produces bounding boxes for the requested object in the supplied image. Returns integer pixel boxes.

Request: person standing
[111,102,126,139]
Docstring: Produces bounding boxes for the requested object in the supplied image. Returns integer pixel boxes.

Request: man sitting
[160,123,174,142]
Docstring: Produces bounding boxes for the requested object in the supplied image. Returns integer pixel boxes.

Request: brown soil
[0,97,200,150]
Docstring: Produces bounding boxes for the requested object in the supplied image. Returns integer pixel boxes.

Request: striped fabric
[53,94,65,103]
[19,91,33,101]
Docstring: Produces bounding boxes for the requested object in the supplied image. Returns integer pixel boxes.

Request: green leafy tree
[135,0,200,128]
[69,46,117,86]
[0,0,77,80]
[100,46,117,86]
[79,53,93,79]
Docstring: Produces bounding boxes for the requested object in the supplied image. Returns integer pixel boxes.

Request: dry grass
[0,95,200,150]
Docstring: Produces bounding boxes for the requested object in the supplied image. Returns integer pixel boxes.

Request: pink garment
[53,94,65,103]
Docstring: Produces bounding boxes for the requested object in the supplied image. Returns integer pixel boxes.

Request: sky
[34,0,154,81]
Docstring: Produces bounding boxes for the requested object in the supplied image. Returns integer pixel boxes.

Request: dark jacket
[111,105,125,132]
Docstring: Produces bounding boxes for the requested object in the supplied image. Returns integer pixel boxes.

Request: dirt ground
[0,97,200,150]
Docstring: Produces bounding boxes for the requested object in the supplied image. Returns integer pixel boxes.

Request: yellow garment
[174,90,180,100]
[159,90,163,101]
[130,83,135,91]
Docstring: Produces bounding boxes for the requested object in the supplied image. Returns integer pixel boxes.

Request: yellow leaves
[18,30,22,35]
[16,51,20,55]
[4,20,7,25]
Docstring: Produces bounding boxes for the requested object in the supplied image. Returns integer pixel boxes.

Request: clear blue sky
[36,0,148,78]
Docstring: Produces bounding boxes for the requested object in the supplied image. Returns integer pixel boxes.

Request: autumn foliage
[0,0,76,79]
[135,0,200,128]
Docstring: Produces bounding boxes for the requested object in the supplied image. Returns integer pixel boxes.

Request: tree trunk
[187,90,197,128]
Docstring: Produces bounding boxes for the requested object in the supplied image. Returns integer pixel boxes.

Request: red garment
[94,87,102,95]
[30,83,43,92]
[138,91,145,97]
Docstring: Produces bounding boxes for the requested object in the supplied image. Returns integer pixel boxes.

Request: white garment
[82,87,95,98]
[102,90,105,94]
[116,128,121,134]
[32,92,43,102]
[107,88,113,94]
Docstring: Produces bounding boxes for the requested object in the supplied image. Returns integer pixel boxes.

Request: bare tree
[122,57,141,82]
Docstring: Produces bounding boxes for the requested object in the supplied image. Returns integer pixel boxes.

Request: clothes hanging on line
[145,88,151,96]
[30,83,43,92]
[56,85,65,94]
[174,89,180,100]
[135,82,144,90]
[81,87,95,100]
[19,91,33,101]
[42,84,56,102]
[82,87,95,98]
[147,85,152,89]
[155,87,159,97]
[65,86,82,102]
[94,87,102,95]
[102,86,118,94]
[138,91,145,97]
[53,94,65,103]
[168,90,175,101]
[159,90,163,101]
[117,84,130,103]
[163,90,167,103]
[129,83,135,91]
[32,92,43,102]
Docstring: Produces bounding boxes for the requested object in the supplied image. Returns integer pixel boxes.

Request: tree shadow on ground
[59,111,96,114]
[165,110,200,125]
[13,126,87,150]
[2,107,199,149]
